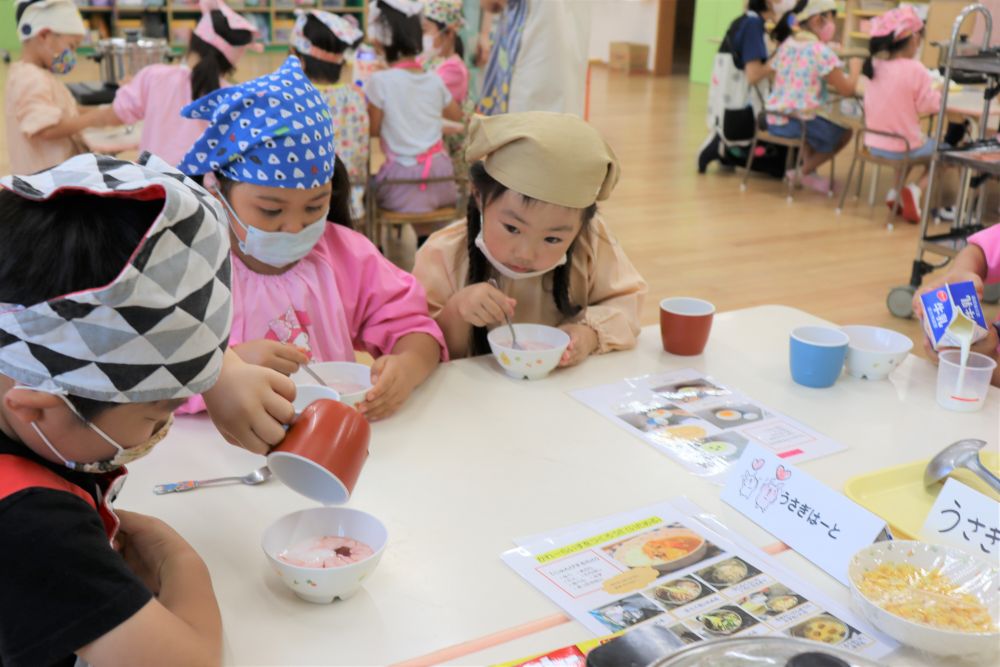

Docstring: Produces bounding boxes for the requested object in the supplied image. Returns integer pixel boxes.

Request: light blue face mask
[215,188,327,268]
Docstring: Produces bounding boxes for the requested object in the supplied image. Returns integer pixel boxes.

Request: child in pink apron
[178,56,447,421]
[367,0,463,235]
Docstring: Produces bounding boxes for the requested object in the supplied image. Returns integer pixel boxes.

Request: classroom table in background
[81,123,142,156]
[118,305,998,667]
[945,87,1000,131]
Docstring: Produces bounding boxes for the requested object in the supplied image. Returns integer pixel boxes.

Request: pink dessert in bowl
[262,507,387,603]
[291,362,372,408]
[278,536,375,568]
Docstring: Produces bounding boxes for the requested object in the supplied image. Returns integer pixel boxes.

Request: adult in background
[698,0,795,176]
[475,0,590,116]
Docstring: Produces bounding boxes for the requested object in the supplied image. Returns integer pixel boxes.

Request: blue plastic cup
[789,326,849,388]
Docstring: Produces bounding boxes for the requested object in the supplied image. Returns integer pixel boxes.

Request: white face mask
[474,230,568,281]
[422,33,439,59]
[216,188,327,268]
[15,387,173,474]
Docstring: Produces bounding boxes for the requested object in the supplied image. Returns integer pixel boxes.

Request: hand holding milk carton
[921,282,995,411]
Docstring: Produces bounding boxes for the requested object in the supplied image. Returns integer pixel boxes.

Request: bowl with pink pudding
[292,361,372,408]
[487,324,570,380]
[262,507,387,604]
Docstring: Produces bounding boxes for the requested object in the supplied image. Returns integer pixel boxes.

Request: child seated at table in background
[862,6,953,224]
[5,0,103,173]
[291,9,368,220]
[367,0,463,245]
[178,56,446,421]
[0,153,242,667]
[83,0,262,167]
[914,225,1000,386]
[420,0,469,106]
[413,111,648,364]
[766,0,862,193]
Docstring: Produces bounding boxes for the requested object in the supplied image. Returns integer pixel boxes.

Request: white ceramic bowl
[849,540,999,660]
[841,325,913,380]
[292,385,340,416]
[292,362,372,407]
[262,507,387,604]
[487,324,570,380]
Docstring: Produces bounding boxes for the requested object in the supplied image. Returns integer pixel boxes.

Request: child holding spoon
[177,56,447,420]
[413,111,647,364]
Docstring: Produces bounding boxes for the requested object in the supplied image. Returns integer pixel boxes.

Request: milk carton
[920,281,988,350]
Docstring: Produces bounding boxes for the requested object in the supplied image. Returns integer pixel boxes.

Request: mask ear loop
[213,186,250,240]
[56,393,125,456]
[30,421,75,469]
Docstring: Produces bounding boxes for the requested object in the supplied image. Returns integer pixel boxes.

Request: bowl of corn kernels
[849,541,998,660]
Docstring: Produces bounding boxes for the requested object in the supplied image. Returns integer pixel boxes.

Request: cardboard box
[609,42,649,74]
[920,281,988,350]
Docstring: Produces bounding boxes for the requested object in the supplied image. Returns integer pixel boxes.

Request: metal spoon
[488,278,520,349]
[924,439,1000,494]
[153,466,272,495]
[301,364,330,387]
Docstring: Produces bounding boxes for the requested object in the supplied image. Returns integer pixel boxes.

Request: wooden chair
[835,127,934,224]
[365,173,469,252]
[739,110,836,202]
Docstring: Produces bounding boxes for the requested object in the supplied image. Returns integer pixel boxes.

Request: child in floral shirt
[291,9,368,221]
[766,0,862,192]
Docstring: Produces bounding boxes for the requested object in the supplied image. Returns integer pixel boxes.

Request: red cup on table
[659,297,715,356]
[267,400,370,505]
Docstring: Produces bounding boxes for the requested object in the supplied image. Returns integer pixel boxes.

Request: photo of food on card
[696,403,768,429]
[615,404,703,432]
[694,604,760,636]
[589,594,666,632]
[787,613,860,645]
[693,430,750,460]
[651,378,730,404]
[646,576,716,607]
[667,623,705,645]
[602,524,719,573]
[737,583,808,618]
[694,556,762,589]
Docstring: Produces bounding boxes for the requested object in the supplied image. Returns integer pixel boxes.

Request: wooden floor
[1,55,987,354]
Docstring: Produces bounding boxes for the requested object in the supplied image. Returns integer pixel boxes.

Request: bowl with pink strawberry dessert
[262,507,387,603]
[487,323,570,380]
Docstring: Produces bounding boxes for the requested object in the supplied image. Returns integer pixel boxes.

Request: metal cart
[887,3,999,318]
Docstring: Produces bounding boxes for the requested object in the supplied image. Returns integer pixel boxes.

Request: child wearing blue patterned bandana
[179,56,447,421]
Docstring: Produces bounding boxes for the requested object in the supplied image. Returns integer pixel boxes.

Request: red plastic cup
[659,297,715,356]
[267,400,370,505]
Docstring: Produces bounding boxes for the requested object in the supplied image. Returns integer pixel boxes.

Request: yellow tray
[844,453,1000,540]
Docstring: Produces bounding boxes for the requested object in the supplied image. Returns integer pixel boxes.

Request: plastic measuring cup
[936,350,996,412]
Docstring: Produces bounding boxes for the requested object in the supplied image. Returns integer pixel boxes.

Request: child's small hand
[203,349,296,454]
[558,324,599,367]
[233,339,308,375]
[116,510,198,595]
[912,271,985,321]
[927,325,1000,365]
[455,282,516,327]
[359,354,418,421]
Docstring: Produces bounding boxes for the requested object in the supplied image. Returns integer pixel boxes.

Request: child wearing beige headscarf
[413,111,647,364]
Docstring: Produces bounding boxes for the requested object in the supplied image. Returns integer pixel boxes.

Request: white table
[118,305,999,666]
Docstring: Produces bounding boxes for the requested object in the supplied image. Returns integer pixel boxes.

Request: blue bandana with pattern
[178,56,335,189]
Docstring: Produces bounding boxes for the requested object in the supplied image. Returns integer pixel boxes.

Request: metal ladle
[924,439,1000,494]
